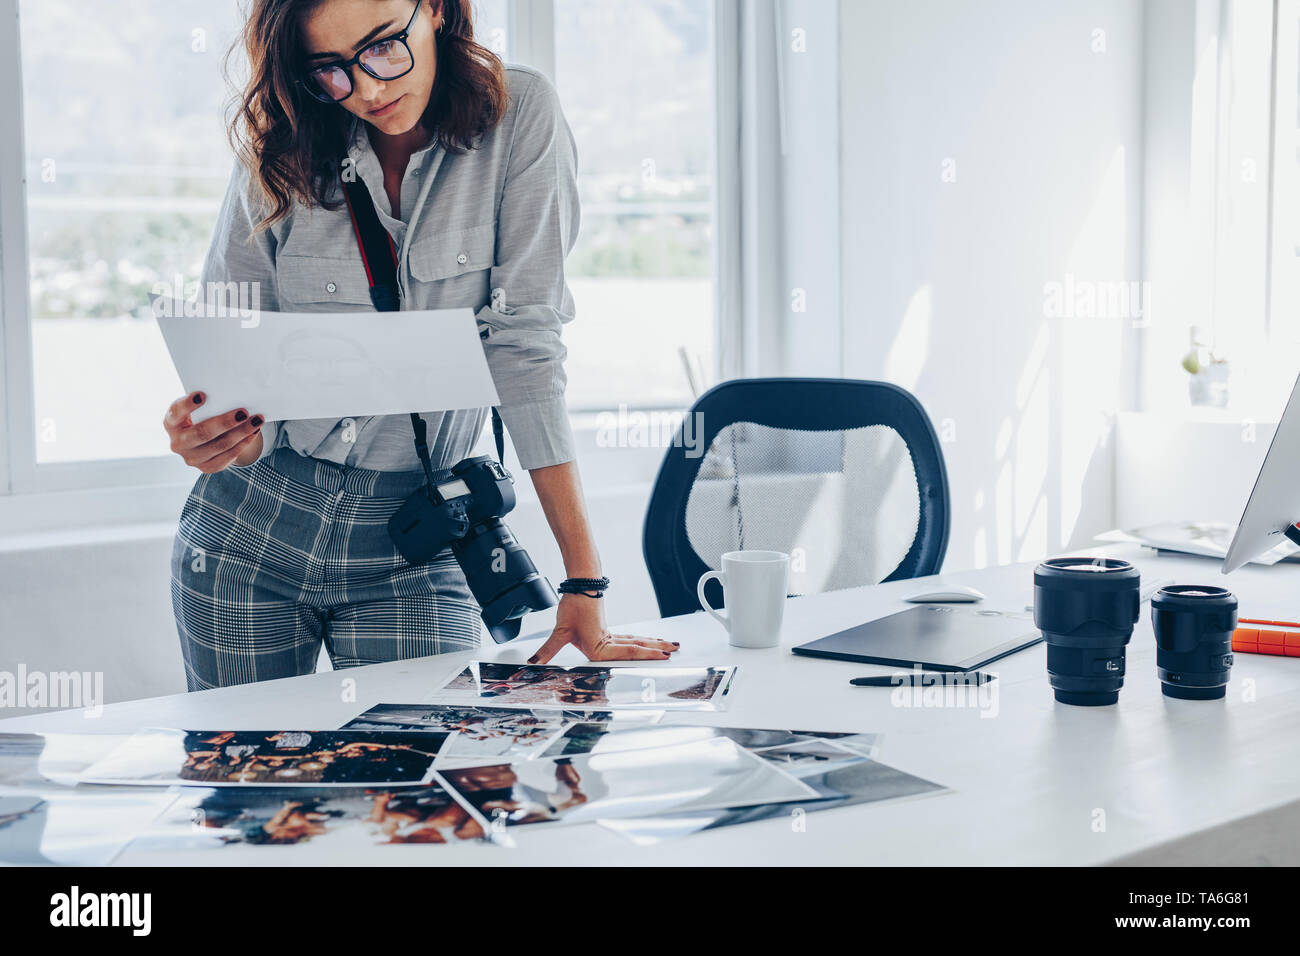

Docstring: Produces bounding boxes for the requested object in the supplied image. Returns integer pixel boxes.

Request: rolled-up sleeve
[477,71,581,471]
[199,163,281,464]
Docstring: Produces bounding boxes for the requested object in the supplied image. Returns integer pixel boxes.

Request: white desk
[5,544,1300,866]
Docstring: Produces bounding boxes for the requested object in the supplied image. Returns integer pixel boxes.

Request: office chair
[642,377,951,618]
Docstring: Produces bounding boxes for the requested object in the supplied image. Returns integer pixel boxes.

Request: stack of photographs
[425,721,944,845]
[437,735,818,834]
[2,661,949,861]
[430,662,737,711]
[341,703,660,765]
[598,732,946,845]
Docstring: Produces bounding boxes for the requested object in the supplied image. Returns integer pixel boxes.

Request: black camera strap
[340,174,507,481]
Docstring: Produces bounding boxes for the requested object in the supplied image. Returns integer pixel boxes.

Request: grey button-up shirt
[200,64,579,473]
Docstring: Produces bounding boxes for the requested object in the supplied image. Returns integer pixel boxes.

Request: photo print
[0,732,133,788]
[432,662,737,711]
[79,729,445,786]
[135,784,489,850]
[436,735,815,832]
[541,723,880,761]
[0,787,180,866]
[342,703,660,763]
[601,749,947,845]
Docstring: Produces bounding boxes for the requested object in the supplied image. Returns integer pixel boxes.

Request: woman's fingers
[163,387,265,471]
[591,642,674,661]
[189,414,263,464]
[607,635,679,652]
[528,628,679,666]
[196,430,261,474]
[527,630,572,666]
[173,407,255,453]
[163,391,205,432]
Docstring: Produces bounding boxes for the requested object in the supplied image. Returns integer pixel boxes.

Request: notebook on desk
[792,605,1043,671]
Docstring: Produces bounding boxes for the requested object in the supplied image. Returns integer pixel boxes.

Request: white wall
[839,0,1144,570]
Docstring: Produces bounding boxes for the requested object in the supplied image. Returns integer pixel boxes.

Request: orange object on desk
[1232,618,1300,657]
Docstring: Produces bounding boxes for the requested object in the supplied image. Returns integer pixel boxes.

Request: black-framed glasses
[301,0,423,103]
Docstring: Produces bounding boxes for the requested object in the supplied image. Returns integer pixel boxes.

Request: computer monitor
[1223,370,1300,573]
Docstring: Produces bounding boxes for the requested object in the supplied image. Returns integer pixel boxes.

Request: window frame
[1268,0,1296,343]
[0,0,741,516]
[0,0,31,496]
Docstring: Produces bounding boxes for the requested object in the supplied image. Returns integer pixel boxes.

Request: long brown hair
[228,0,508,230]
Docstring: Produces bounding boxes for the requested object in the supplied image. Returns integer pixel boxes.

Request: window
[1216,0,1300,415]
[18,1,244,465]
[1145,0,1299,417]
[552,0,716,411]
[0,0,720,499]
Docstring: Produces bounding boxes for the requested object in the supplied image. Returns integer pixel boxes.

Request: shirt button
[326,282,337,293]
[456,253,468,265]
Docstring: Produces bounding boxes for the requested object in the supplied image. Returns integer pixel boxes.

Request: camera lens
[452,519,557,643]
[1033,557,1141,706]
[1150,585,1237,700]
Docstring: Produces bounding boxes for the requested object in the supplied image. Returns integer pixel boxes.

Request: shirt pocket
[276,254,373,311]
[408,221,496,308]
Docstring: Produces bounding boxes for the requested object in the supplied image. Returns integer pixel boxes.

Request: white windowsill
[0,412,679,547]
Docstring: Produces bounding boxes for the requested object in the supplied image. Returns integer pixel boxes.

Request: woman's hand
[527,594,680,665]
[164,391,265,473]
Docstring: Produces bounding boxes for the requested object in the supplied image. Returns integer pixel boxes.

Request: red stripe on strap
[341,185,376,288]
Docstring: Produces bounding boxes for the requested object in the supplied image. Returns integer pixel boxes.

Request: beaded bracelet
[558,576,610,598]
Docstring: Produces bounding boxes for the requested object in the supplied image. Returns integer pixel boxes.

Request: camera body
[388,455,557,643]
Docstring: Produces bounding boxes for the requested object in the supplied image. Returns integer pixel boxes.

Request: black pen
[850,672,996,687]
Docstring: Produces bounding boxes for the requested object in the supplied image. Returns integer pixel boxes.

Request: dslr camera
[387,455,557,642]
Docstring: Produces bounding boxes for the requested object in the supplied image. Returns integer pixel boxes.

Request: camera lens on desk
[1150,585,1237,700]
[1033,557,1141,706]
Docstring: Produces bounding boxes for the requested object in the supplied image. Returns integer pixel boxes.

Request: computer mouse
[903,585,985,604]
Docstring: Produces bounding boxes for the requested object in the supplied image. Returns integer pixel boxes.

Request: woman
[163,0,677,690]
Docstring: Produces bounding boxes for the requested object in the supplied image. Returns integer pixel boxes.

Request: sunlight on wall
[981,139,1130,565]
[884,286,932,391]
[1059,145,1128,546]
[1015,328,1051,561]
[986,323,1051,565]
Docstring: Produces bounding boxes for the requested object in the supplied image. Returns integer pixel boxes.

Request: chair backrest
[642,377,951,618]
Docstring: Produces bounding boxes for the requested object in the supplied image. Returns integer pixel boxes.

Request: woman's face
[302,0,441,138]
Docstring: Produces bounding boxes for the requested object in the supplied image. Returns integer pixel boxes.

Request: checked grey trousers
[171,447,483,690]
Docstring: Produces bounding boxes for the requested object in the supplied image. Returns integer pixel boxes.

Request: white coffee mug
[697,550,790,648]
